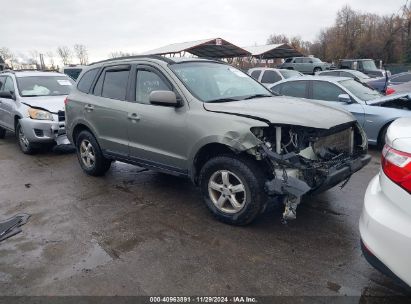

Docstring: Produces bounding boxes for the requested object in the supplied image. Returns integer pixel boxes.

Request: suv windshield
[170,62,271,102]
[339,79,382,101]
[17,76,74,97]
[279,70,302,79]
[362,60,377,71]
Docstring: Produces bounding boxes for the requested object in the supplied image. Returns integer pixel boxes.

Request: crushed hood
[366,92,410,105]
[21,96,66,113]
[203,96,355,129]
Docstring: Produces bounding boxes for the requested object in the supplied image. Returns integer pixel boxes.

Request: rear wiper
[243,94,272,100]
[206,98,240,103]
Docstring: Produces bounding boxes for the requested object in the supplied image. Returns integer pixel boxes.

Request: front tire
[76,130,111,176]
[16,121,36,154]
[199,155,267,225]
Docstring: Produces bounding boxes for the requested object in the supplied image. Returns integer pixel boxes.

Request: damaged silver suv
[66,56,371,225]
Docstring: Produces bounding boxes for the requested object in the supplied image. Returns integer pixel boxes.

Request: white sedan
[360,117,411,287]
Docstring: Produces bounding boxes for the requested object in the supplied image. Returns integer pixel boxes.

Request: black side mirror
[0,91,15,100]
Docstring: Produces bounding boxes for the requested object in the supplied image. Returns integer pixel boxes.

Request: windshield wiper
[243,94,272,100]
[206,98,240,103]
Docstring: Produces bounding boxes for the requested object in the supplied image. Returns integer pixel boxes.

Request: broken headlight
[28,108,54,121]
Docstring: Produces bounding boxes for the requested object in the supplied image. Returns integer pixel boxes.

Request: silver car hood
[21,95,66,113]
[366,92,410,105]
[203,96,356,129]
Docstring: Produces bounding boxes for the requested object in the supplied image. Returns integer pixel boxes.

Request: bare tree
[73,44,89,65]
[57,46,72,66]
[0,47,19,69]
[266,34,290,45]
[108,51,137,58]
[46,51,55,69]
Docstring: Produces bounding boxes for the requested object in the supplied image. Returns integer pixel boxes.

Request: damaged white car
[0,71,73,154]
[66,57,370,225]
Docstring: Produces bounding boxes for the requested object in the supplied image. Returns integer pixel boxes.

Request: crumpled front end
[249,122,371,222]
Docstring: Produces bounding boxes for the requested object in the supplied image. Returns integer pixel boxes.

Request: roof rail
[89,54,174,65]
[0,69,59,73]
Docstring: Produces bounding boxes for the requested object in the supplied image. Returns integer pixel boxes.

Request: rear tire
[16,121,36,154]
[0,127,6,139]
[199,155,267,225]
[378,124,390,149]
[76,130,111,176]
[313,67,322,74]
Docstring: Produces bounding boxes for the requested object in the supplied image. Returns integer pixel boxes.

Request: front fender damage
[243,122,370,223]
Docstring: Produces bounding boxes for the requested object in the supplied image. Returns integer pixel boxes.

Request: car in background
[366,72,411,94]
[61,65,86,81]
[0,70,73,154]
[360,117,411,287]
[317,69,371,83]
[338,59,389,78]
[248,68,303,87]
[316,69,395,94]
[388,81,411,95]
[279,57,330,74]
[270,76,411,147]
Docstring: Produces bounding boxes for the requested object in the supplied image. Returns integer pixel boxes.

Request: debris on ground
[0,214,30,242]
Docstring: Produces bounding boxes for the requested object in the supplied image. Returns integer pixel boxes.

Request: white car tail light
[382,144,411,193]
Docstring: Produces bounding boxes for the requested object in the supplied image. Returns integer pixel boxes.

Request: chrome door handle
[84,104,94,111]
[128,113,140,121]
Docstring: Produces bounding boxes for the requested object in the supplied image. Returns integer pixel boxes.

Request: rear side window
[280,81,307,98]
[64,68,83,81]
[311,81,345,102]
[261,70,282,84]
[294,58,303,64]
[250,70,261,80]
[101,69,130,100]
[77,69,99,93]
[340,71,355,78]
[285,58,293,63]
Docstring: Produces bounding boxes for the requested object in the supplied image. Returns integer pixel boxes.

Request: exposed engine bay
[250,122,370,222]
[377,97,411,111]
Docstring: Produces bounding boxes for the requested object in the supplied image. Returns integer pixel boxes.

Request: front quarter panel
[185,108,267,175]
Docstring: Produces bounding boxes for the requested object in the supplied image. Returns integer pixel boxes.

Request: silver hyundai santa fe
[0,71,73,154]
[65,56,371,225]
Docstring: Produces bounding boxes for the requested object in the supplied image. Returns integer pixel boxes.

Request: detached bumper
[264,150,371,197]
[310,154,371,194]
[19,117,65,143]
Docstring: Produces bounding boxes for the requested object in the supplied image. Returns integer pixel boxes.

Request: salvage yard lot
[0,132,409,296]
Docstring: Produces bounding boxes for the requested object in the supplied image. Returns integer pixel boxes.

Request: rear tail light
[382,144,411,193]
[64,97,69,106]
[385,87,396,95]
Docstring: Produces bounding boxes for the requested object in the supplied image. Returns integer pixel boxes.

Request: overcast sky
[1,0,406,64]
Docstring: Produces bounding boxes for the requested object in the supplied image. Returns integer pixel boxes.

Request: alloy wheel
[208,170,246,214]
[80,139,96,169]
